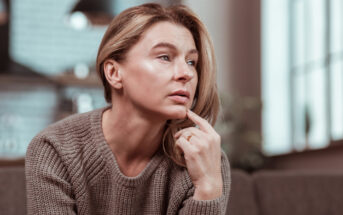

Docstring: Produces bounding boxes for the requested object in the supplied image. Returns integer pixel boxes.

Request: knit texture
[25,106,231,215]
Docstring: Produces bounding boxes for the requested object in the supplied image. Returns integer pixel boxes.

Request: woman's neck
[102,104,166,165]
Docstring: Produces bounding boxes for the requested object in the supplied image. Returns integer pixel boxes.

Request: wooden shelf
[50,71,102,88]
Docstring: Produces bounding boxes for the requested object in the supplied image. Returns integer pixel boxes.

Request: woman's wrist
[193,181,223,200]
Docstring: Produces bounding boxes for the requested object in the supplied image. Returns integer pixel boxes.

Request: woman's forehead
[138,21,197,53]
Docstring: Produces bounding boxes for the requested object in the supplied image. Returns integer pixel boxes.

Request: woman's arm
[175,110,231,214]
[25,136,76,215]
[178,150,231,214]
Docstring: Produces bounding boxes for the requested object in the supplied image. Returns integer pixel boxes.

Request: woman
[25,3,230,215]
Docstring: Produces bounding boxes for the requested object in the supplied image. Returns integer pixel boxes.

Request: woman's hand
[174,109,223,200]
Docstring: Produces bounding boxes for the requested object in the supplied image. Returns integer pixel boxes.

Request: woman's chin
[165,107,187,120]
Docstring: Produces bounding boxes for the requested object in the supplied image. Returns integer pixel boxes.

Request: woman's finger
[187,109,215,133]
[182,131,193,142]
[175,136,194,155]
[174,127,204,139]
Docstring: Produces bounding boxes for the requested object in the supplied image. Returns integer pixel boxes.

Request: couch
[1,166,343,215]
[228,169,343,215]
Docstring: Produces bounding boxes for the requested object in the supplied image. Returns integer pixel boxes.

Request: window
[262,0,343,155]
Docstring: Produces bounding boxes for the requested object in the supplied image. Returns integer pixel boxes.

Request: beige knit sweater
[25,106,231,214]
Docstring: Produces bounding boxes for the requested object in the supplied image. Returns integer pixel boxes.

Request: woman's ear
[103,59,123,89]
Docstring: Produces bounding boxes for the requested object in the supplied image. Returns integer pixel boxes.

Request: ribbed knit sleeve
[178,151,231,215]
[25,135,76,215]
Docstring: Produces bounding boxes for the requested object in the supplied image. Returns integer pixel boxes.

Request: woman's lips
[168,95,189,104]
[169,89,190,104]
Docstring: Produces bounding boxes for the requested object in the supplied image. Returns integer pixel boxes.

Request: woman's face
[118,21,198,120]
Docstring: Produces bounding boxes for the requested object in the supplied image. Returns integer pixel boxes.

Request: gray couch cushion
[0,166,26,215]
[254,170,343,215]
[227,169,259,215]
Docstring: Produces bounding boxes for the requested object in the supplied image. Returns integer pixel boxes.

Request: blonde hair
[96,3,219,167]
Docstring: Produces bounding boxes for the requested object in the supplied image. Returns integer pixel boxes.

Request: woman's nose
[174,62,194,82]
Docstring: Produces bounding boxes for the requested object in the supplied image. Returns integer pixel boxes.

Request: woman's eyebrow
[152,42,177,50]
[152,42,198,54]
[188,49,198,55]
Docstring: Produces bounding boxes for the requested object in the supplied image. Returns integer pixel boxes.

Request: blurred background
[3,1,343,215]
[1,0,343,171]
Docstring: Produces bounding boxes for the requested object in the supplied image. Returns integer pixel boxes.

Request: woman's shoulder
[26,107,109,185]
[39,110,94,138]
[28,107,106,154]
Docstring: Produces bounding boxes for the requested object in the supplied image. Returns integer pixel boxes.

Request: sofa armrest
[0,166,26,215]
[253,170,343,215]
[227,169,259,215]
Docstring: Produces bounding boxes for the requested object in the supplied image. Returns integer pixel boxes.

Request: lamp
[68,0,182,29]
[69,0,114,28]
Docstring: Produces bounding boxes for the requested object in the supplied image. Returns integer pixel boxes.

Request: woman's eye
[158,55,170,61]
[187,60,196,66]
